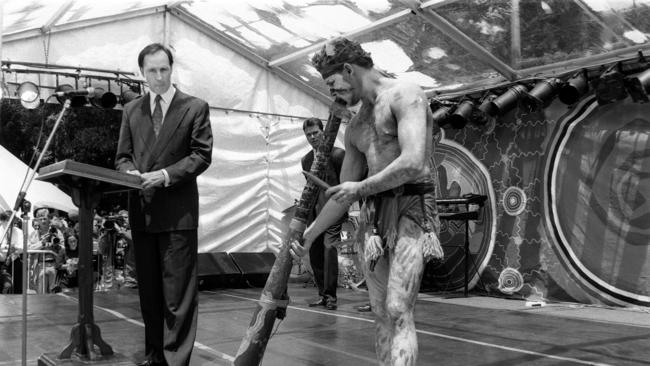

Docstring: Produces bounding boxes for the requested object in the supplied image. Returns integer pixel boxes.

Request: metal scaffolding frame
[3,0,650,98]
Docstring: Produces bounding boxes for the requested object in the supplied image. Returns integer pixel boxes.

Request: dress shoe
[308,298,326,307]
[325,300,337,310]
[357,304,372,312]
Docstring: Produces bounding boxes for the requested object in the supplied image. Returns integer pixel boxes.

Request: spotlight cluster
[1,61,144,110]
[430,53,650,129]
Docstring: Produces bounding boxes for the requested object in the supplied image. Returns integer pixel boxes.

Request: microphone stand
[0,98,71,366]
[20,203,31,366]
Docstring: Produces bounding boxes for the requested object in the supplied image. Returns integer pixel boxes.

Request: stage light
[594,64,627,105]
[478,94,498,117]
[625,69,650,103]
[558,71,589,105]
[17,81,41,109]
[90,87,117,109]
[54,84,87,107]
[120,85,142,105]
[488,84,528,116]
[524,78,562,110]
[447,100,474,129]
[432,105,451,127]
[431,105,451,128]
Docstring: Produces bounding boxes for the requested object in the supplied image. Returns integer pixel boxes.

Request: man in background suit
[115,43,213,366]
[301,117,345,310]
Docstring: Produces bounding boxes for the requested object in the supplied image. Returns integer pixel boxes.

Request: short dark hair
[311,37,373,79]
[0,211,9,222]
[303,117,323,131]
[138,43,174,69]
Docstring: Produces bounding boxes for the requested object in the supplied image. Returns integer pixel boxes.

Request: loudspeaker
[197,252,241,289]
[229,252,276,287]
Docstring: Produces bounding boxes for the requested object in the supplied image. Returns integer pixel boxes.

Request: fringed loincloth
[356,183,443,270]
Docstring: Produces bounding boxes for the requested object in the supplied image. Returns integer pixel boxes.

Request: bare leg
[386,217,426,366]
[364,217,427,366]
[364,252,390,365]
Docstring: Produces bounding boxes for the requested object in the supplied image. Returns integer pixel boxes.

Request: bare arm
[357,84,429,197]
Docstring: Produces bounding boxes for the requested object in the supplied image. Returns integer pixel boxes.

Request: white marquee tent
[0,144,76,214]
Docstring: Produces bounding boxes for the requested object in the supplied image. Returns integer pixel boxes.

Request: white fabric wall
[198,110,344,253]
[1,14,165,78]
[169,17,328,116]
[1,12,333,253]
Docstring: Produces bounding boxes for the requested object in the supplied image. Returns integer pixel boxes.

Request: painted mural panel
[548,97,650,305]
[428,96,650,307]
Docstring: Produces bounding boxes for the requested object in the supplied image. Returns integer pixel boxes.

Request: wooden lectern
[36,160,141,365]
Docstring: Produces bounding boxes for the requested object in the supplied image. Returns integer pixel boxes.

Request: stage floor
[1,283,649,365]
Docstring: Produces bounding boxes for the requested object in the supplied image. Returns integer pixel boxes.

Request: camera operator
[41,226,60,245]
[61,235,79,289]
[34,208,64,244]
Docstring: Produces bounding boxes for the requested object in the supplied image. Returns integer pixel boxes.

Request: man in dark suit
[301,117,345,310]
[115,43,212,366]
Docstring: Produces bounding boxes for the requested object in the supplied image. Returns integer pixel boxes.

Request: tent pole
[511,0,521,69]
[21,214,29,366]
[163,6,171,47]
[413,6,518,81]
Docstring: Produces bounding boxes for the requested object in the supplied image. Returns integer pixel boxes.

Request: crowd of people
[0,207,137,294]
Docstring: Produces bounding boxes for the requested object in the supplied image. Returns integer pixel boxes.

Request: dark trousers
[132,230,198,366]
[309,223,341,301]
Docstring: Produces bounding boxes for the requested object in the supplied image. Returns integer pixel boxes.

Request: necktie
[152,94,163,137]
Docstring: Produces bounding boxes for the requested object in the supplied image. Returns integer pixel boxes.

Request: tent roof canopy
[4,0,650,99]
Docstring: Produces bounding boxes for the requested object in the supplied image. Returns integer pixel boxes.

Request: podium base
[38,352,132,366]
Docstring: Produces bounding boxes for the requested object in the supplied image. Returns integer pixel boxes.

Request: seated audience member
[92,214,103,253]
[116,210,137,288]
[34,235,66,293]
[61,235,79,288]
[0,266,11,294]
[65,212,79,238]
[0,211,24,294]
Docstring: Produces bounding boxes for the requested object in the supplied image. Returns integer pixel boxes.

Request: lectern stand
[35,160,141,366]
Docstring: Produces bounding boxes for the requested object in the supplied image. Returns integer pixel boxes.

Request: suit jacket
[115,90,213,233]
[301,146,345,222]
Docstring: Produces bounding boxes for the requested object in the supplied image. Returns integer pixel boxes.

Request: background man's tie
[152,94,163,137]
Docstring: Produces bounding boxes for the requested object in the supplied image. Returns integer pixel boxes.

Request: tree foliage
[435,0,603,69]
[0,98,125,212]
[0,98,121,168]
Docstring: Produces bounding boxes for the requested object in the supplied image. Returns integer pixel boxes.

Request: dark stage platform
[1,284,649,365]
